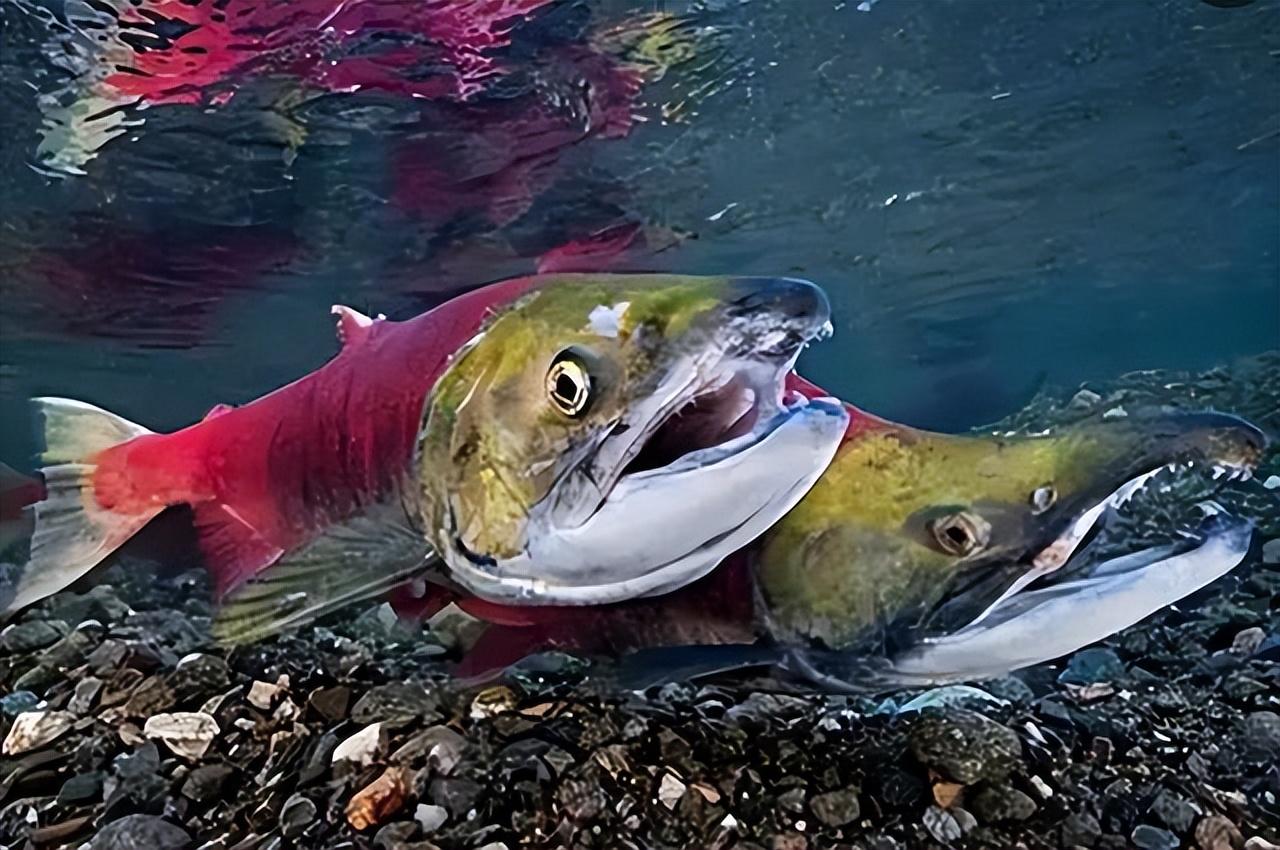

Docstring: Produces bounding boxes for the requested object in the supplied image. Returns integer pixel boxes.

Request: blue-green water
[0,0,1276,463]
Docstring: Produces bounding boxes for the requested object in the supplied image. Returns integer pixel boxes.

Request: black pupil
[946,525,969,546]
[555,372,580,405]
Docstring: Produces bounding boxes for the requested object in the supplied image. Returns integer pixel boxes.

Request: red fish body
[17,277,537,607]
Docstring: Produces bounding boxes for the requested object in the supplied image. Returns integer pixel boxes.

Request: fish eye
[1030,484,1057,515]
[546,350,593,418]
[928,510,992,557]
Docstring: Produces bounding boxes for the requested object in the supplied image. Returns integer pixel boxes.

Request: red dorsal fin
[331,305,384,348]
[203,403,235,421]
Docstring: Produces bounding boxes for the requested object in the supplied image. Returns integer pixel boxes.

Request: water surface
[0,0,1276,455]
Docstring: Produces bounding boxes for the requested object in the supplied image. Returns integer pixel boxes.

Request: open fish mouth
[448,279,850,606]
[935,455,1260,640]
[788,416,1267,692]
[880,487,1255,687]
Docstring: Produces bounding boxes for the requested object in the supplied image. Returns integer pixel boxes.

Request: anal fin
[212,499,437,645]
[192,502,286,599]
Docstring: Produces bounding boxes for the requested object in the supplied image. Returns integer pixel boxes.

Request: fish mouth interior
[953,453,1260,634]
[619,360,784,477]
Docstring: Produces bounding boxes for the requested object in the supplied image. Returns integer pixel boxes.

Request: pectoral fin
[212,501,437,645]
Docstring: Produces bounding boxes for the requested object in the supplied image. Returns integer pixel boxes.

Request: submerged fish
[450,375,1267,690]
[0,274,848,642]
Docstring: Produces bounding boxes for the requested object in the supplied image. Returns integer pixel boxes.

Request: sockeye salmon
[444,375,1268,690]
[0,274,849,642]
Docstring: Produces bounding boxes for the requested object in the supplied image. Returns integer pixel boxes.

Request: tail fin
[0,462,43,554]
[0,398,158,617]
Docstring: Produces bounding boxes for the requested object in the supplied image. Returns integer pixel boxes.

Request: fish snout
[723,276,833,356]
[1128,410,1268,472]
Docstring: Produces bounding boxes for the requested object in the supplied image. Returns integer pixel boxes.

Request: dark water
[0,0,1277,462]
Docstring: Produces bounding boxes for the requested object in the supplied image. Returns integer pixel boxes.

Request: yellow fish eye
[546,350,593,418]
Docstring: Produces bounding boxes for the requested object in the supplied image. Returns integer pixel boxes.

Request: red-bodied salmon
[0,274,848,643]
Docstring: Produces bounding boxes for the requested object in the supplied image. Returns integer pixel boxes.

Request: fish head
[416,273,849,605]
[756,408,1267,688]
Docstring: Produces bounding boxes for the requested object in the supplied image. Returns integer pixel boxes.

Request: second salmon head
[756,407,1267,689]
[414,273,849,605]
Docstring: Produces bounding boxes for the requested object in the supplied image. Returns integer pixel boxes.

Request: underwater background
[1,1,1279,848]
[0,0,1276,451]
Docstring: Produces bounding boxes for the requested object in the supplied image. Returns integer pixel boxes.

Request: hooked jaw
[787,410,1268,691]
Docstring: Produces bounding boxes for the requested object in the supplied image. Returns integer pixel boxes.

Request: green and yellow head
[415,273,848,606]
[756,406,1266,687]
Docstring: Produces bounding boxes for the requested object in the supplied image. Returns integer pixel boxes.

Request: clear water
[0,0,1276,465]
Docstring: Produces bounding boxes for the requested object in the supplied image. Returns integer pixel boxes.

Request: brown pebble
[27,815,93,845]
[346,766,410,830]
[932,781,964,809]
[1195,815,1244,850]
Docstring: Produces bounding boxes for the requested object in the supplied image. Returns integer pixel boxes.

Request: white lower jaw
[879,514,1253,686]
[445,396,849,605]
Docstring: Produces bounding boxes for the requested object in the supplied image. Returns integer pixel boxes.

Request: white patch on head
[587,302,630,338]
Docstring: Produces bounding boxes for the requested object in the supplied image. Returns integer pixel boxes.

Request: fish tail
[0,462,43,555]
[1,398,185,616]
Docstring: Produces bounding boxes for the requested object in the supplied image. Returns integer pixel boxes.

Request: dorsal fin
[331,305,385,348]
[203,403,235,421]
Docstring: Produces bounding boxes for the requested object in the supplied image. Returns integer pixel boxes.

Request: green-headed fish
[452,375,1267,690]
[0,274,849,644]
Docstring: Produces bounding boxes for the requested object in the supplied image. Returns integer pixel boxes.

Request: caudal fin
[0,398,158,617]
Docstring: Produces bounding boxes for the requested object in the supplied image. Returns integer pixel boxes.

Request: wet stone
[970,785,1037,822]
[809,787,861,826]
[951,805,977,834]
[429,776,482,819]
[0,690,40,716]
[28,815,94,846]
[908,709,1021,784]
[69,676,104,714]
[1,619,67,652]
[103,743,167,815]
[2,709,75,755]
[372,821,419,849]
[414,803,448,834]
[280,793,316,838]
[170,654,231,701]
[58,771,105,806]
[143,711,219,760]
[558,777,608,820]
[1240,711,1280,763]
[351,682,439,724]
[332,722,386,766]
[1132,824,1181,850]
[1262,538,1280,564]
[123,676,176,717]
[307,685,351,723]
[1061,811,1102,847]
[1148,788,1196,833]
[44,586,130,624]
[923,804,962,843]
[1231,627,1266,655]
[1059,648,1125,685]
[875,765,926,809]
[981,676,1036,705]
[13,662,62,693]
[181,764,233,802]
[87,814,190,850]
[1069,388,1103,409]
[1195,815,1243,850]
